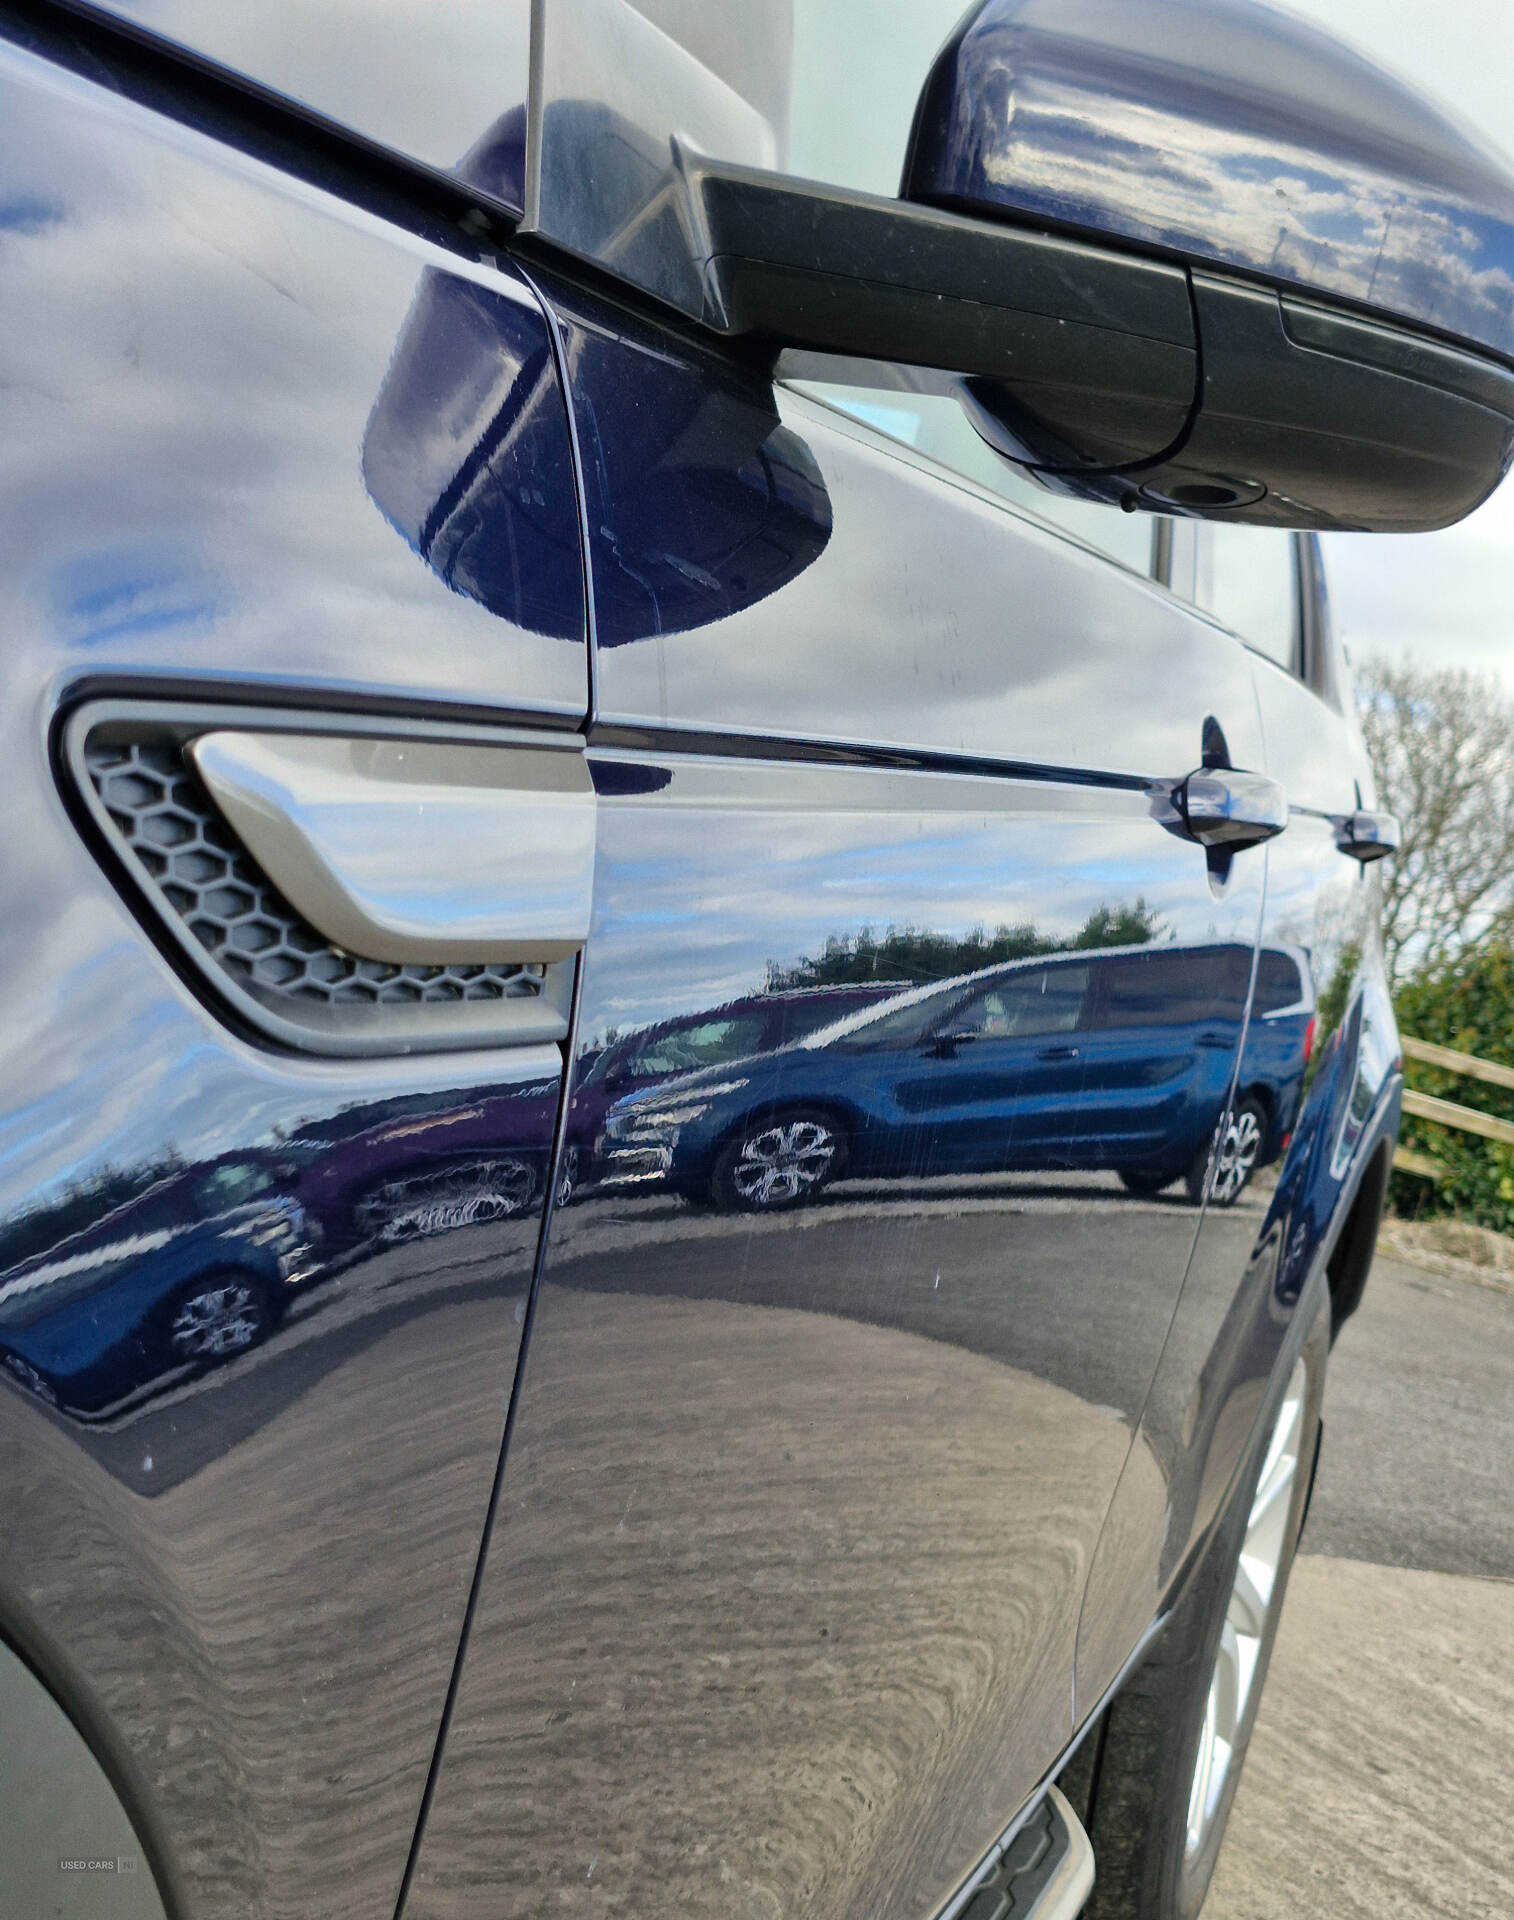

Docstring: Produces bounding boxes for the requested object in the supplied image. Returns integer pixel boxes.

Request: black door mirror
[521,0,1514,533]
[902,0,1514,531]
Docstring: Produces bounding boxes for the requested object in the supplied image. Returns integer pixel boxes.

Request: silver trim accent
[933,1609,1166,1920]
[1178,768,1289,849]
[188,730,595,964]
[1333,808,1400,864]
[936,1787,1094,1920]
[1042,1787,1097,1918]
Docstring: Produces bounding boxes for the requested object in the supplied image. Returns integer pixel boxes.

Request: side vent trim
[187,729,595,965]
[64,700,584,1057]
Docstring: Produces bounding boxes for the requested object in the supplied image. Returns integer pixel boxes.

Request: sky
[1253,0,1514,688]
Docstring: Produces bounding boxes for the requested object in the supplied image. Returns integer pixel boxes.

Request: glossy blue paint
[596,942,1266,1202]
[906,0,1514,363]
[0,43,584,1919]
[0,8,1413,1916]
[405,741,1273,1918]
[398,264,1301,1904]
[362,268,584,640]
[535,274,834,647]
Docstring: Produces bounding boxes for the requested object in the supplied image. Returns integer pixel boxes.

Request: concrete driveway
[1206,1254,1514,1918]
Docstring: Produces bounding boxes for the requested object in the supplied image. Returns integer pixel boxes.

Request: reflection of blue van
[0,1159,316,1417]
[574,984,903,1182]
[601,944,1313,1211]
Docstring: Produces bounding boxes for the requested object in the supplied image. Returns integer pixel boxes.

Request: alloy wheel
[1210,1103,1263,1206]
[170,1280,265,1360]
[1183,1356,1307,1860]
[731,1118,838,1207]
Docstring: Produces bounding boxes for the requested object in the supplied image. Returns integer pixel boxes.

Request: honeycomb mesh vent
[84,736,544,1010]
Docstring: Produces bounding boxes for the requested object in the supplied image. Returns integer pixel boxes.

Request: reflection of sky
[600,386,1269,778]
[953,78,1514,357]
[92,0,531,176]
[0,44,584,721]
[580,793,1262,1044]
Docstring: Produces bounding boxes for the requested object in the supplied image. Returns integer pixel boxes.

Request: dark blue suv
[3,2,1505,1917]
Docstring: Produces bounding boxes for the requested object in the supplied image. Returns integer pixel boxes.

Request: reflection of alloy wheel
[713,1109,847,1212]
[1185,1098,1265,1208]
[554,1145,581,1209]
[354,1157,537,1242]
[1082,1311,1326,1920]
[168,1274,270,1361]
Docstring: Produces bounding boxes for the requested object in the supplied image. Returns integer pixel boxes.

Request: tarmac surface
[1206,1255,1514,1918]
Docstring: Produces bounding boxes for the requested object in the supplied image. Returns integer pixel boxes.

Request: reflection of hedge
[1392,943,1514,1232]
[767,901,1164,990]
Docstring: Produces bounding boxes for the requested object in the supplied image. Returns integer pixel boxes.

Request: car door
[1070,945,1255,1172]
[0,31,588,1920]
[1075,525,1397,1709]
[884,961,1096,1171]
[399,275,1271,1918]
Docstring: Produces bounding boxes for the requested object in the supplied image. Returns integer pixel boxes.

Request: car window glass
[1094,950,1232,1029]
[827,992,956,1053]
[783,381,1158,577]
[1196,526,1300,674]
[957,967,1091,1039]
[626,1016,768,1076]
[1255,949,1306,1013]
[195,1163,275,1209]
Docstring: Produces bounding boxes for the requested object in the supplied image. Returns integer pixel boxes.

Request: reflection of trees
[0,1153,187,1275]
[1303,940,1360,1099]
[1359,656,1514,985]
[766,901,1165,990]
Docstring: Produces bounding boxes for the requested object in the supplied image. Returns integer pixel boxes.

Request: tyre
[1185,1096,1266,1208]
[1118,1167,1179,1198]
[711,1108,848,1212]
[1082,1303,1328,1920]
[165,1270,275,1365]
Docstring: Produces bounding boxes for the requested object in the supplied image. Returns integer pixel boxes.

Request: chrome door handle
[189,730,596,962]
[1334,809,1399,864]
[1037,1045,1080,1060]
[1173,767,1288,850]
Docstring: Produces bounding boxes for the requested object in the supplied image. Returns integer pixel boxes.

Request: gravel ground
[1206,1255,1514,1917]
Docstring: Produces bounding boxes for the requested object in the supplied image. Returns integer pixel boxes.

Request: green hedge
[1392,943,1514,1230]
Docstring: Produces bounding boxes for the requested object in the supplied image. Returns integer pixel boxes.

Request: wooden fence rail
[1394,1035,1514,1178]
